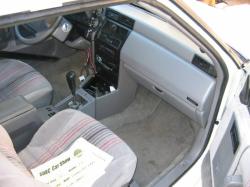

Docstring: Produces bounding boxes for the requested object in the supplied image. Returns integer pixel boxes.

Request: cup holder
[82,75,114,97]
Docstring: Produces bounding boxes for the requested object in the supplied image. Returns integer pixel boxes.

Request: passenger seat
[0,109,137,187]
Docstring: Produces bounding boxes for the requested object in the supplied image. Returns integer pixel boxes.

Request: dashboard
[0,5,216,126]
[113,5,216,126]
[63,5,217,126]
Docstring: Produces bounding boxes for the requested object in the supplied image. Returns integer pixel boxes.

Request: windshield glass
[0,0,100,16]
[182,0,250,61]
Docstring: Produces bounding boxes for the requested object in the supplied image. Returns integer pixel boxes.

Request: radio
[83,10,134,97]
[94,17,132,88]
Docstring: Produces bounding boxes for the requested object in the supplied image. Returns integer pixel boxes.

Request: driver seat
[0,59,53,108]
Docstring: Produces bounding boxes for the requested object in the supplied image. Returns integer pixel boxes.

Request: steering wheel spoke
[15,17,62,45]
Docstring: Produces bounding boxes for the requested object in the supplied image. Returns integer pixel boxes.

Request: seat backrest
[0,126,49,187]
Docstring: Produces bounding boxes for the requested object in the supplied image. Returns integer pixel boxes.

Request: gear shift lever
[66,71,76,97]
[66,71,79,109]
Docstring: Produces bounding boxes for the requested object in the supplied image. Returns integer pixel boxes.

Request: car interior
[0,3,219,186]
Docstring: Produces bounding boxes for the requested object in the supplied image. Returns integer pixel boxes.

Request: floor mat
[101,87,199,186]
[27,52,85,104]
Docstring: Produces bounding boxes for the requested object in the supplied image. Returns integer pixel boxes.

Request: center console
[83,9,135,97]
[54,9,136,119]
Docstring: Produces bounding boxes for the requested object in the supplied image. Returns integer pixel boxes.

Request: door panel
[208,71,250,187]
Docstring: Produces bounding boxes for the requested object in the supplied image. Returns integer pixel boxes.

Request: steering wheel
[15,16,62,45]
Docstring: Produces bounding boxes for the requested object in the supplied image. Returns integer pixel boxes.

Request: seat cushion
[19,109,137,187]
[0,59,52,108]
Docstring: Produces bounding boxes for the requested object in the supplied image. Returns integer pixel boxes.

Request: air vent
[106,9,134,29]
[106,10,119,21]
[192,55,217,78]
[119,15,134,29]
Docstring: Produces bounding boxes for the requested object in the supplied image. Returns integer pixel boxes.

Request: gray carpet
[101,87,199,186]
[27,52,85,104]
[28,54,199,186]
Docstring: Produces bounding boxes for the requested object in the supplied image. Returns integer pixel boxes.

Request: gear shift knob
[66,71,76,96]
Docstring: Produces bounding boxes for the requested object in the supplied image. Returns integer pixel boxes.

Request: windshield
[0,0,70,16]
[0,0,135,29]
[181,0,250,62]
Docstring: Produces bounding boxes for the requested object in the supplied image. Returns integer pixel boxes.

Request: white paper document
[31,138,113,187]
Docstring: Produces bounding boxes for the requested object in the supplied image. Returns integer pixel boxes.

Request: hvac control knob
[96,55,103,63]
[111,24,118,32]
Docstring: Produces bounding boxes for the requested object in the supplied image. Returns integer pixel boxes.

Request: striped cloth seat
[0,59,52,108]
[19,109,137,187]
[0,126,48,187]
[0,126,31,176]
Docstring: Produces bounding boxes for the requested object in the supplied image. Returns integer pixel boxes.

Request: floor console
[83,9,135,97]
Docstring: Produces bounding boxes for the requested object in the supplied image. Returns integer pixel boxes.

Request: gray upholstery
[0,125,49,187]
[0,110,137,187]
[0,152,49,187]
[0,59,52,108]
[19,109,137,187]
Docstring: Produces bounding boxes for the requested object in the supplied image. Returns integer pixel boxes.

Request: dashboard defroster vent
[106,9,135,29]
